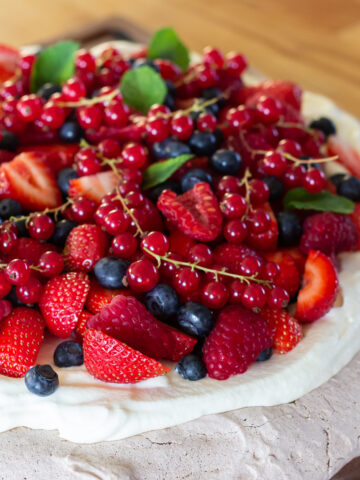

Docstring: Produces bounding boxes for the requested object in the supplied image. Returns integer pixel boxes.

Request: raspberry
[157,182,222,242]
[213,243,262,274]
[203,305,273,380]
[300,212,358,256]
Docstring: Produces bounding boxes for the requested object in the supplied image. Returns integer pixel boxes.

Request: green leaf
[30,41,79,92]
[284,188,354,214]
[142,154,194,190]
[120,66,167,114]
[147,27,190,71]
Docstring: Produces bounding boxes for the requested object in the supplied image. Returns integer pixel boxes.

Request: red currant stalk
[56,88,120,108]
[113,187,144,237]
[9,197,75,225]
[141,247,272,287]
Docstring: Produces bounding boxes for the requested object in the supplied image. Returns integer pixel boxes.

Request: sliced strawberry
[277,247,306,276]
[83,328,170,384]
[75,310,93,340]
[349,203,360,249]
[39,272,90,338]
[0,307,45,378]
[157,182,222,242]
[85,278,132,314]
[295,250,338,322]
[239,80,302,111]
[246,202,278,252]
[63,224,108,272]
[260,307,303,353]
[327,135,360,178]
[19,144,79,173]
[0,152,62,211]
[68,170,118,204]
[0,44,20,82]
[264,251,300,297]
[86,295,197,361]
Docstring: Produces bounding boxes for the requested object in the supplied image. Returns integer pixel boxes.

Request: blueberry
[25,365,59,397]
[177,301,215,337]
[54,341,84,368]
[330,173,347,188]
[151,138,191,159]
[213,127,224,148]
[163,93,175,111]
[176,353,207,381]
[256,347,273,362]
[276,212,302,247]
[94,257,130,289]
[201,87,226,109]
[165,80,176,97]
[148,180,181,203]
[300,155,321,170]
[6,286,27,307]
[337,176,360,201]
[57,168,78,196]
[36,82,62,101]
[188,132,217,156]
[210,149,242,174]
[50,219,77,247]
[0,129,19,152]
[12,216,28,237]
[262,176,284,201]
[181,168,213,192]
[59,121,84,143]
[0,199,22,219]
[132,59,160,73]
[145,284,179,320]
[309,117,336,137]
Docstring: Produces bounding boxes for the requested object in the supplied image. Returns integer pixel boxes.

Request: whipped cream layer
[0,41,359,444]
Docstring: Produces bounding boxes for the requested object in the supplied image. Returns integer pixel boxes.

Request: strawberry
[19,144,79,173]
[349,203,360,249]
[75,310,93,339]
[0,307,45,378]
[86,295,197,361]
[83,329,170,384]
[39,272,90,338]
[277,247,306,276]
[85,278,132,314]
[63,224,108,272]
[260,307,303,353]
[327,135,360,178]
[239,80,302,111]
[264,251,300,297]
[0,152,62,211]
[246,202,278,252]
[68,170,118,204]
[157,182,222,242]
[295,250,338,322]
[0,44,20,82]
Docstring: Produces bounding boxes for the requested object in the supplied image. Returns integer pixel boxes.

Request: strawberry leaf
[30,41,79,92]
[147,27,190,71]
[284,188,354,214]
[120,66,167,114]
[142,154,194,190]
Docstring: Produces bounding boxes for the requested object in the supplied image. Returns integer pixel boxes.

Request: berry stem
[56,89,120,108]
[9,198,75,225]
[114,187,144,237]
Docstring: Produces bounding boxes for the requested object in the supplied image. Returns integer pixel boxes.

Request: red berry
[126,259,159,292]
[262,261,280,281]
[141,231,169,257]
[229,279,244,304]
[125,191,144,208]
[103,209,130,235]
[226,107,252,131]
[267,285,290,309]
[0,229,17,254]
[0,270,12,298]
[40,105,66,130]
[170,115,194,140]
[62,79,86,101]
[202,281,229,309]
[76,49,97,73]
[154,59,183,82]
[28,214,54,241]
[148,104,170,116]
[39,251,64,277]
[282,165,306,189]
[225,52,247,75]
[187,244,213,267]
[16,94,42,122]
[19,54,36,75]
[112,232,137,259]
[3,113,27,135]
[70,197,97,223]
[145,117,170,143]
[261,151,287,176]
[238,255,262,276]
[104,101,129,127]
[98,138,121,158]
[75,148,101,176]
[247,209,271,234]
[121,143,147,169]
[94,203,114,226]
[240,283,267,310]
[203,47,225,68]
[248,179,270,205]
[5,258,30,286]
[302,168,326,193]
[160,252,183,279]
[216,175,242,197]
[224,219,248,244]
[220,193,247,219]
[195,66,219,89]
[173,268,201,295]
[277,139,302,157]
[77,105,103,130]
[197,112,217,132]
[256,96,282,124]
[16,276,42,304]
[118,179,141,196]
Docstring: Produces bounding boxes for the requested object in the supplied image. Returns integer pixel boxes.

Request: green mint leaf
[30,41,79,93]
[284,188,354,214]
[120,66,167,114]
[142,154,194,190]
[147,27,190,71]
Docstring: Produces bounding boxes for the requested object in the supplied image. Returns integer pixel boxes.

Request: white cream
[0,41,359,444]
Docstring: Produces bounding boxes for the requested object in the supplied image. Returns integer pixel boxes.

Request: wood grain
[0,0,359,116]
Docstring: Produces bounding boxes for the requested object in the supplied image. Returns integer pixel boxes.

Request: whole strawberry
[63,224,108,272]
[203,305,273,380]
[0,307,45,378]
[39,272,90,338]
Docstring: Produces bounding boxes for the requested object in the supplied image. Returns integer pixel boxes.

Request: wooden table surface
[0,0,359,117]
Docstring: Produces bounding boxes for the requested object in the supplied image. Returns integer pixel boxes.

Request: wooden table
[0,0,359,117]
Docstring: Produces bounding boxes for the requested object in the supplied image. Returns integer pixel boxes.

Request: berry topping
[276,212,302,247]
[144,284,179,320]
[54,341,84,368]
[176,301,214,337]
[203,305,273,380]
[94,257,130,290]
[64,224,108,272]
[260,307,303,353]
[25,365,59,397]
[210,149,242,175]
[176,353,207,381]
